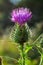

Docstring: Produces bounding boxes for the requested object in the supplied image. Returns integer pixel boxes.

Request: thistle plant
[10,7,32,65]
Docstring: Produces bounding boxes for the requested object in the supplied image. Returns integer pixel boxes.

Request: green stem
[39,55,43,65]
[21,45,25,65]
[0,57,2,65]
[33,33,43,45]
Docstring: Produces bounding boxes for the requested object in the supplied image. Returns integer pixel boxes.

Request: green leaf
[25,44,32,54]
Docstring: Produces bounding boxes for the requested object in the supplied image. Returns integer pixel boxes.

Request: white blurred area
[10,0,22,5]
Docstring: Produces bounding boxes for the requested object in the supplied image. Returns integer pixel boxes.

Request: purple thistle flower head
[11,7,32,26]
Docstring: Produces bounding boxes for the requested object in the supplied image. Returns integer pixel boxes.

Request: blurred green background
[0,0,43,65]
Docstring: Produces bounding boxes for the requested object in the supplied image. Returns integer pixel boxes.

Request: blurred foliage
[0,0,43,65]
[27,46,41,60]
[0,28,43,65]
[0,36,20,65]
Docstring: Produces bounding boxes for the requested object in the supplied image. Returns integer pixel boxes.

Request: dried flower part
[11,8,32,26]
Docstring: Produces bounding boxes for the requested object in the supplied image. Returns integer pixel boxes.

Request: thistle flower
[11,8,32,26]
[10,8,32,65]
[10,8,32,44]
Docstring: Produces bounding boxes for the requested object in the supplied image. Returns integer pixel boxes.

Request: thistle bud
[11,23,29,45]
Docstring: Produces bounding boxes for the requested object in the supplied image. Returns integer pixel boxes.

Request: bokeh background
[0,0,43,65]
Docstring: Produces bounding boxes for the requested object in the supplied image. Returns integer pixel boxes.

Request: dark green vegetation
[0,0,43,65]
